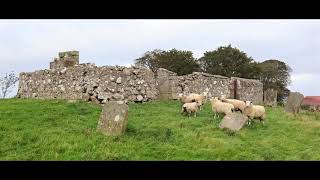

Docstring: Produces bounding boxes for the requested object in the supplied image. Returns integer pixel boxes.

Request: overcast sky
[0,19,319,97]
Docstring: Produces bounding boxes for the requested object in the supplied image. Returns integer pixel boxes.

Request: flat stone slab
[219,113,249,132]
[97,101,129,136]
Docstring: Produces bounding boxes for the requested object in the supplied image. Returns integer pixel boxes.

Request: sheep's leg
[194,112,197,117]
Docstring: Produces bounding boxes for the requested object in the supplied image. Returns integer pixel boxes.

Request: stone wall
[156,69,230,100]
[177,72,230,99]
[17,63,159,104]
[230,77,264,105]
[17,51,265,104]
[49,51,79,70]
[156,69,263,102]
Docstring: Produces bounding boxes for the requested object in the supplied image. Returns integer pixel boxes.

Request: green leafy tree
[257,59,292,101]
[135,49,200,75]
[199,44,260,79]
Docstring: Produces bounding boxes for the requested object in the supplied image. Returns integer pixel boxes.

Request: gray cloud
[0,20,319,97]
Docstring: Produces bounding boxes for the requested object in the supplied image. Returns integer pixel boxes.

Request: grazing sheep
[188,92,208,110]
[210,97,235,119]
[220,97,246,113]
[181,101,201,117]
[178,93,196,104]
[243,101,266,125]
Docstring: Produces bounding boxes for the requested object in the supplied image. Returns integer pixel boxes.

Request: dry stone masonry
[156,68,263,104]
[17,51,158,104]
[17,51,265,104]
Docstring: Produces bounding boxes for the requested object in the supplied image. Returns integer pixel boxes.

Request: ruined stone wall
[17,51,264,104]
[49,51,79,70]
[17,63,159,104]
[177,72,230,99]
[156,69,230,100]
[230,77,264,105]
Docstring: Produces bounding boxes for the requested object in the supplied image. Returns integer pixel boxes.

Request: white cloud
[288,73,320,95]
[291,73,314,82]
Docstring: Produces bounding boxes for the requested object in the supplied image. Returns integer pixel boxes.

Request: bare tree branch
[0,71,19,98]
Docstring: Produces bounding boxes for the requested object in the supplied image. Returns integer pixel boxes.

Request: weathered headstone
[264,88,277,107]
[219,113,249,132]
[285,92,304,114]
[97,101,129,136]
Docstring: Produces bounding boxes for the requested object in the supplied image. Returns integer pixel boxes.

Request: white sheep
[243,101,266,125]
[188,92,208,110]
[220,97,246,113]
[210,97,235,119]
[178,93,196,104]
[181,101,201,117]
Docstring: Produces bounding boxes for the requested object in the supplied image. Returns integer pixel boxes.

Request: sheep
[220,97,246,113]
[243,101,266,125]
[210,97,235,119]
[188,92,208,110]
[181,101,201,117]
[178,93,196,104]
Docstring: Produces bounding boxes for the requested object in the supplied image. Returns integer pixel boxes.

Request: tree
[0,71,19,98]
[134,49,164,73]
[134,49,200,75]
[257,59,292,101]
[198,44,260,79]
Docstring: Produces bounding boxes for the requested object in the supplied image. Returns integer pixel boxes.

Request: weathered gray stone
[67,99,77,103]
[89,95,100,104]
[264,88,277,107]
[219,113,249,132]
[136,95,143,101]
[51,51,79,70]
[97,101,129,136]
[230,77,263,105]
[285,92,304,114]
[113,93,124,100]
[116,77,122,84]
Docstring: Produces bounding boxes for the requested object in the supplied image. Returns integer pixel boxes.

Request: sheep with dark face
[181,101,202,117]
[243,101,266,125]
[188,92,208,110]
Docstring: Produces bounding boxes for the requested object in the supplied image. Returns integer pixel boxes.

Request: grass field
[1,98,320,160]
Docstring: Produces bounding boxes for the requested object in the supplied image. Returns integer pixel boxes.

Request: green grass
[1,98,320,160]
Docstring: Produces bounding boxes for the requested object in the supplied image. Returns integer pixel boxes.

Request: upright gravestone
[97,101,129,136]
[285,92,304,114]
[264,89,277,107]
[219,113,249,132]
